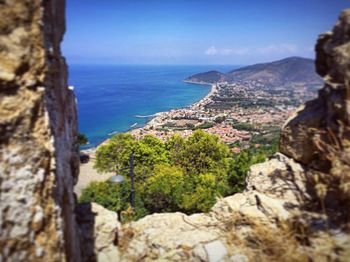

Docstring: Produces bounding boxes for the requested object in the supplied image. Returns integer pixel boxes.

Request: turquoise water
[69,65,237,148]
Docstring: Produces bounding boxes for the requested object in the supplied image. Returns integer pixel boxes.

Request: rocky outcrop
[280,9,350,173]
[112,154,312,261]
[76,203,120,261]
[89,9,350,261]
[0,0,81,261]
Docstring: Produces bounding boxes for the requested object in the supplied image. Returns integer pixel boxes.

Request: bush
[82,130,275,221]
[142,164,185,212]
[79,181,126,212]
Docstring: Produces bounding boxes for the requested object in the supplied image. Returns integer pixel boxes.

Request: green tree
[167,130,231,176]
[79,181,126,212]
[94,133,137,173]
[77,133,88,146]
[133,135,170,181]
[88,130,275,220]
[181,173,220,213]
[142,164,185,212]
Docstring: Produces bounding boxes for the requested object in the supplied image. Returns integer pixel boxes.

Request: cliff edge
[0,1,81,261]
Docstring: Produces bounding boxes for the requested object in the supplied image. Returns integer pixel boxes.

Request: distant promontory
[185,57,323,88]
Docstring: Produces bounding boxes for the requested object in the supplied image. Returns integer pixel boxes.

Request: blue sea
[68,65,237,148]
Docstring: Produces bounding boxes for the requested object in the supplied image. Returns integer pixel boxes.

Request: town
[129,80,319,151]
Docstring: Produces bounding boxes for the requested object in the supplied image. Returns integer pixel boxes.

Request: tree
[77,133,88,146]
[166,130,231,177]
[133,135,170,181]
[79,179,149,221]
[94,133,137,173]
[181,173,220,213]
[89,130,273,220]
[79,181,125,212]
[142,164,185,212]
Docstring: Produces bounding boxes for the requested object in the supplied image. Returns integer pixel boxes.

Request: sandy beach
[75,160,113,196]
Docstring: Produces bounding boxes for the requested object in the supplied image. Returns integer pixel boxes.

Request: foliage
[251,130,280,147]
[94,133,136,173]
[83,130,277,221]
[214,116,226,123]
[167,130,230,175]
[181,173,225,213]
[193,122,214,130]
[79,181,126,212]
[232,122,258,132]
[142,164,185,212]
[77,133,88,146]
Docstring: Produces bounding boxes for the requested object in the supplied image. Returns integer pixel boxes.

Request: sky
[62,0,349,65]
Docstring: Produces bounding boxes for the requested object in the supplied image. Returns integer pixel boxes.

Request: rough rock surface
[280,9,350,173]
[89,9,350,261]
[76,203,120,261]
[114,154,309,261]
[0,0,81,261]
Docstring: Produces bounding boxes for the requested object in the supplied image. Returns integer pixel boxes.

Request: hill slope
[185,70,223,84]
[185,57,323,88]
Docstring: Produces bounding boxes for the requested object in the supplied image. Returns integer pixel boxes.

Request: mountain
[185,70,223,84]
[185,57,323,88]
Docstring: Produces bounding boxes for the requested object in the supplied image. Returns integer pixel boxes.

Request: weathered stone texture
[0,0,80,261]
[280,9,350,173]
[76,203,120,262]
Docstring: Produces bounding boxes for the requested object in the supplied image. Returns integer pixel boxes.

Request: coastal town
[129,79,320,150]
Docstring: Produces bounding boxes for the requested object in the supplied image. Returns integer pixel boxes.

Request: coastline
[81,81,216,154]
[128,82,216,135]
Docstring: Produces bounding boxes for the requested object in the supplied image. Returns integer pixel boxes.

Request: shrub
[83,130,274,221]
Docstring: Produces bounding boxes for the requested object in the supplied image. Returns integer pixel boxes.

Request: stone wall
[0,1,81,261]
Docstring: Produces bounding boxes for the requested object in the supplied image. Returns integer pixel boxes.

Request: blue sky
[63,0,349,65]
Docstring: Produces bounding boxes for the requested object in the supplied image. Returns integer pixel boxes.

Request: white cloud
[205,46,218,55]
[205,44,298,56]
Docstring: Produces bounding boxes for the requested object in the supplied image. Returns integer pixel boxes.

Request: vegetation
[214,116,226,123]
[80,130,277,221]
[192,122,214,130]
[232,121,258,132]
[77,133,88,146]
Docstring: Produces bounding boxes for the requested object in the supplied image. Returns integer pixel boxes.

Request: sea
[68,64,237,148]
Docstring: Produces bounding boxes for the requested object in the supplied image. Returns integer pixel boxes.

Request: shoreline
[82,81,216,154]
[128,82,216,135]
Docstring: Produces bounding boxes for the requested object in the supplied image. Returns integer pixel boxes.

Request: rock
[204,240,227,262]
[280,9,350,174]
[0,0,81,261]
[77,203,120,262]
[230,254,249,262]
